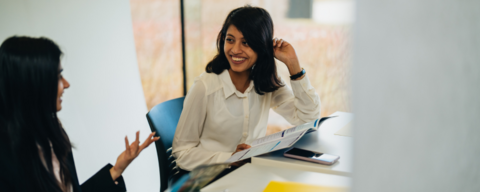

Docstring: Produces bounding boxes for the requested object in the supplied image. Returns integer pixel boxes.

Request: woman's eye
[226,38,233,42]
[242,41,248,46]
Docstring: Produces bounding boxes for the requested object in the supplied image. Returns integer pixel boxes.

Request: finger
[279,39,284,47]
[273,38,277,46]
[140,133,159,152]
[238,144,249,150]
[125,136,130,154]
[139,132,155,151]
[131,131,140,152]
[135,131,140,143]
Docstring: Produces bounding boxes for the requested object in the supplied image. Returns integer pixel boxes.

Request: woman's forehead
[226,25,244,38]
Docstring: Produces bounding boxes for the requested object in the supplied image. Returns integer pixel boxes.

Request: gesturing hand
[110,131,160,180]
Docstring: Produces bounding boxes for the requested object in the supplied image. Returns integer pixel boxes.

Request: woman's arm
[172,79,232,171]
[80,164,126,192]
[271,38,321,125]
[273,38,304,80]
[271,76,321,125]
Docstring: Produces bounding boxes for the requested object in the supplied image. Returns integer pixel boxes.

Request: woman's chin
[229,65,249,74]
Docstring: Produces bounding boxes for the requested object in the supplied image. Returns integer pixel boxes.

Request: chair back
[146,97,185,192]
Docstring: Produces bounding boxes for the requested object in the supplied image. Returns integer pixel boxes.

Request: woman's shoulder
[194,71,224,95]
[196,71,219,81]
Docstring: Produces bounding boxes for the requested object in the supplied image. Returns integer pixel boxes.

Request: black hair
[0,36,72,191]
[205,5,284,95]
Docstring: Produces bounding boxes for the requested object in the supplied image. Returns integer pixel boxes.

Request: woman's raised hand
[273,38,303,77]
[110,131,160,180]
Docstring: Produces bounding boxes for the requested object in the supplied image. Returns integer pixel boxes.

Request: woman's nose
[63,77,70,89]
[231,42,242,54]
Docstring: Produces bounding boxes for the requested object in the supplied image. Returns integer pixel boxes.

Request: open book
[225,116,335,163]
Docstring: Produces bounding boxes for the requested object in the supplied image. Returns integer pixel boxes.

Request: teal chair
[146,97,185,192]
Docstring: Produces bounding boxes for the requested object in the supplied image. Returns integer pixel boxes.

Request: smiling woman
[205,6,283,95]
[171,5,321,182]
[224,25,258,80]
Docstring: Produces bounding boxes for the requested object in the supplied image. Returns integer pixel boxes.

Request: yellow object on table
[263,181,348,192]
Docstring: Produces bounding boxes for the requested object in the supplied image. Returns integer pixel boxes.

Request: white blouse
[172,70,321,171]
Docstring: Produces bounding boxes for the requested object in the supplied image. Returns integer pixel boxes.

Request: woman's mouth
[231,56,246,64]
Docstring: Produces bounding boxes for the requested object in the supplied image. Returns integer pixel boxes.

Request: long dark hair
[205,5,284,95]
[0,36,72,191]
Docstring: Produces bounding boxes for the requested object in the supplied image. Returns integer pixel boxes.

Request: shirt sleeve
[271,75,321,125]
[172,79,232,171]
[80,164,126,192]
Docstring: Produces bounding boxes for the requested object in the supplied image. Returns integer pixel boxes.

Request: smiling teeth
[232,57,246,61]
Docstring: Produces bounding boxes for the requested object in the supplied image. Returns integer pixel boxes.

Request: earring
[252,64,256,70]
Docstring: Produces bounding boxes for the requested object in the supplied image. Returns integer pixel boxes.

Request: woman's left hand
[273,38,302,76]
[110,131,160,180]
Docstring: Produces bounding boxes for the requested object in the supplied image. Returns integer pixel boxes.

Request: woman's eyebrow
[226,34,245,41]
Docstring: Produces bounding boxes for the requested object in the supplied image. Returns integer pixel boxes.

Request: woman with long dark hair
[172,6,320,172]
[0,36,159,192]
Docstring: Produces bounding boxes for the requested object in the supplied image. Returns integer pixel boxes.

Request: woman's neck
[228,69,251,93]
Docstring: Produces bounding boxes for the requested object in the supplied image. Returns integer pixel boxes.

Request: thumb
[240,144,251,150]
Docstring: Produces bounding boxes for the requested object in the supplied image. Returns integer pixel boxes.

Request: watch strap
[290,68,305,80]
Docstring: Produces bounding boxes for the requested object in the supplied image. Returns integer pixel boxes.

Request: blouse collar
[220,70,254,98]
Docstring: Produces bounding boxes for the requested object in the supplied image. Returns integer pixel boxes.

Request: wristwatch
[290,68,305,80]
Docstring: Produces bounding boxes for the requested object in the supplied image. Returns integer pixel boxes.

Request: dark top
[0,150,127,192]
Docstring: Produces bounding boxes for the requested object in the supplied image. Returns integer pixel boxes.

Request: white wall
[0,0,160,191]
[352,0,480,191]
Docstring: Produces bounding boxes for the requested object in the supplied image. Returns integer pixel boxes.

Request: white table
[251,112,354,176]
[201,163,351,192]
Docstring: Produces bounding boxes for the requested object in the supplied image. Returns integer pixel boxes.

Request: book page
[283,119,318,136]
[225,149,250,163]
[250,119,320,147]
[250,130,284,146]
[225,130,307,163]
[270,132,305,150]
